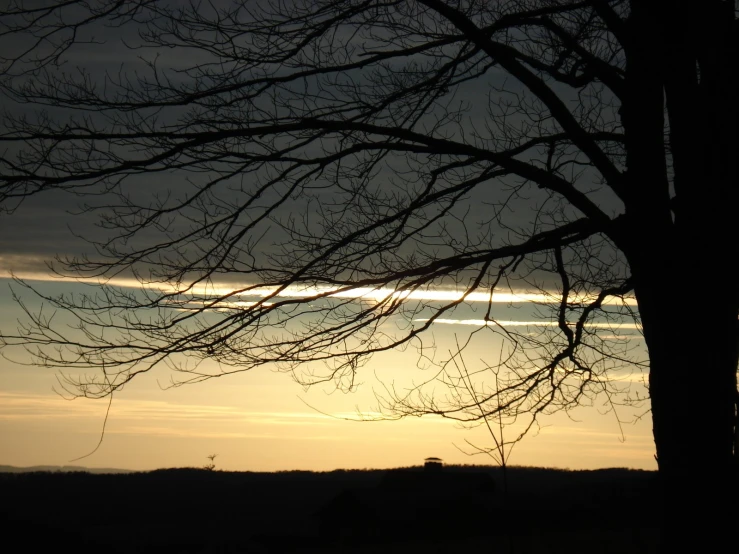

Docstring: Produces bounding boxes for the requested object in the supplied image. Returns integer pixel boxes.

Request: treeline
[0,465,659,553]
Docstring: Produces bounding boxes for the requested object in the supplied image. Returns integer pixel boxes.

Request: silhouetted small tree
[203,454,218,472]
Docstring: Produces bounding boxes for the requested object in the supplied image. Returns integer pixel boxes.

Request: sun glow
[4,269,637,307]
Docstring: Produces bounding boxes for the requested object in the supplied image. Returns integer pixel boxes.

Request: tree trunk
[620,4,739,548]
[631,248,738,550]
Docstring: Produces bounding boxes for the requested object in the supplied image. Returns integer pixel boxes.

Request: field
[0,465,660,553]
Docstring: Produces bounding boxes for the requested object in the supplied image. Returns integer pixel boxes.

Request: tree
[0,0,737,548]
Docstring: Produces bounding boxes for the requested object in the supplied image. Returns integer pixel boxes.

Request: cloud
[0,269,637,308]
[0,391,440,443]
[0,391,335,426]
[413,318,642,330]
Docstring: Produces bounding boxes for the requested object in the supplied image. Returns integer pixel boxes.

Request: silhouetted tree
[1,1,737,549]
[203,454,218,471]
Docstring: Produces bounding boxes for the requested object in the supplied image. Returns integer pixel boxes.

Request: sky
[0,1,657,473]
[0,202,655,472]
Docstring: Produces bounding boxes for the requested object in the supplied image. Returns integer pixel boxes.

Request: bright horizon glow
[3,269,638,306]
[0,273,649,473]
[0,384,656,472]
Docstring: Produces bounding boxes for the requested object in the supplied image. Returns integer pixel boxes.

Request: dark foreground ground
[0,465,660,553]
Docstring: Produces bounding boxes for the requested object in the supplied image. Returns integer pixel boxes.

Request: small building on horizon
[423,457,443,471]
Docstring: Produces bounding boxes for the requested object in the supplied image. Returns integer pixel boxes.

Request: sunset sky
[0,2,656,474]
[0,194,654,472]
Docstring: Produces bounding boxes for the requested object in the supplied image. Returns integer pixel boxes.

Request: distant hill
[0,465,661,553]
[0,464,133,474]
